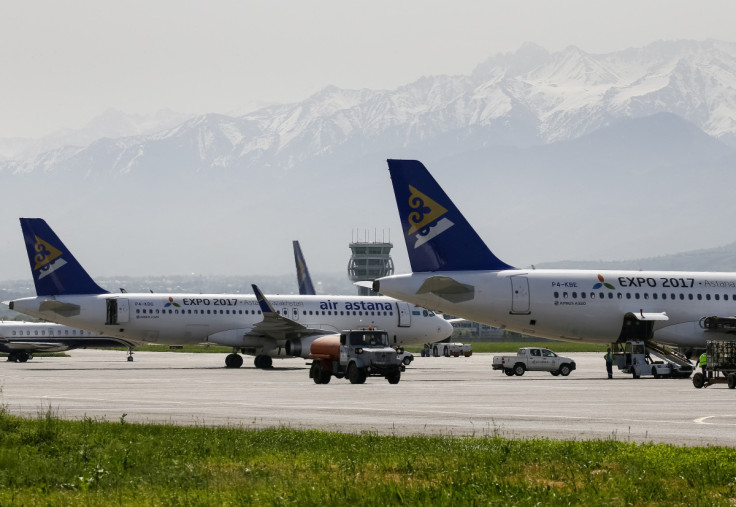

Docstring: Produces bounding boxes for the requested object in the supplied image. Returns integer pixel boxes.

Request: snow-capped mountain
[3,39,736,176]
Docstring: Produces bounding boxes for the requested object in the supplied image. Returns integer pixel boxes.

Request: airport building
[347,238,394,296]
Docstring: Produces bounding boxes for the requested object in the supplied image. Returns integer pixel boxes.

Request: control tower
[348,232,394,296]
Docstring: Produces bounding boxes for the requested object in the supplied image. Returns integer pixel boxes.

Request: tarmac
[1,349,735,446]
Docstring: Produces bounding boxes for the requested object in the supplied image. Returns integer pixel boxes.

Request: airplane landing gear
[254,355,273,369]
[225,353,243,368]
[127,348,134,362]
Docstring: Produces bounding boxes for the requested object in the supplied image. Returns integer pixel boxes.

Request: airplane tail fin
[19,218,108,296]
[293,240,316,295]
[386,160,514,272]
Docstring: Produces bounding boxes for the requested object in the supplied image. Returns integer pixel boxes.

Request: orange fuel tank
[309,334,341,360]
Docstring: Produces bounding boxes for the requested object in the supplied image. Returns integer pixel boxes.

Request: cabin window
[617,293,622,299]
[688,294,693,300]
[697,294,702,300]
[635,293,640,300]
[554,291,559,298]
[572,292,577,299]
[706,294,711,301]
[608,293,613,299]
[715,295,720,301]
[653,293,658,300]
[581,292,586,299]
[680,294,684,300]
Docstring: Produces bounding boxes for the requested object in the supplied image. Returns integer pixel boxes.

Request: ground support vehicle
[492,347,576,376]
[693,340,736,389]
[421,342,472,357]
[613,341,693,379]
[308,329,404,384]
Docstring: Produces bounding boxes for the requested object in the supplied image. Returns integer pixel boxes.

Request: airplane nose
[441,318,453,339]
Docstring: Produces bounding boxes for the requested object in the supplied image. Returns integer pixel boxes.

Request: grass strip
[0,408,734,505]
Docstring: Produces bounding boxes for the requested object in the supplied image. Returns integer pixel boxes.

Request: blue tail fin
[387,160,515,272]
[19,218,108,296]
[292,240,316,295]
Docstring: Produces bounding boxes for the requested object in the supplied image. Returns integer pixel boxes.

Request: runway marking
[694,415,736,426]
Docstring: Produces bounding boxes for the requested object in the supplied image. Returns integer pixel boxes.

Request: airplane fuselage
[377,269,736,348]
[10,293,450,353]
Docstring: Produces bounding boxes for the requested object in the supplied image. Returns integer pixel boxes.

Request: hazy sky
[1,0,735,138]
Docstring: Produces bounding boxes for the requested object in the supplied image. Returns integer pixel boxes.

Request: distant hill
[539,242,736,271]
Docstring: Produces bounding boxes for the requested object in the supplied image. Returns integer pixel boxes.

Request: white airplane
[371,159,736,352]
[7,218,452,368]
[0,321,136,362]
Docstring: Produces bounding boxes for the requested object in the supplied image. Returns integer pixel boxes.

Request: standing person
[605,347,613,379]
[698,351,707,377]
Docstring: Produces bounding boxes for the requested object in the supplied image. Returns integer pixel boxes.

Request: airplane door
[397,302,411,327]
[105,298,129,325]
[510,277,530,315]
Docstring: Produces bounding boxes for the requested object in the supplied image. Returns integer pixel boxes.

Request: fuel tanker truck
[308,329,404,384]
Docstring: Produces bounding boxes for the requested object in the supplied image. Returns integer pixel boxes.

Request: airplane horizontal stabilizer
[38,300,81,317]
[417,276,475,303]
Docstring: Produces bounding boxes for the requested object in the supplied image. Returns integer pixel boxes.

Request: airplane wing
[0,336,137,354]
[208,285,332,349]
[249,284,326,340]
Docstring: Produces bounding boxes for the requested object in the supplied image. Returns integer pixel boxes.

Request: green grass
[0,408,735,505]
[406,342,608,354]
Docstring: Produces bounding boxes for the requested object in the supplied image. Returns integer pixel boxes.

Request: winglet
[19,218,108,296]
[293,241,316,295]
[251,284,276,314]
[386,160,515,272]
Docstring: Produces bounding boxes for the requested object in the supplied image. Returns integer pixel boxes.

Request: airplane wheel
[18,353,29,363]
[127,356,134,362]
[254,355,272,369]
[225,354,243,368]
[432,346,439,357]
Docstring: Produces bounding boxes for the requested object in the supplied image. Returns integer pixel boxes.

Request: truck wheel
[387,371,401,384]
[403,356,413,366]
[319,371,332,384]
[348,363,366,384]
[692,372,705,389]
[728,373,736,389]
[513,364,525,376]
[559,364,571,376]
[504,368,514,376]
[652,367,660,379]
[550,371,560,376]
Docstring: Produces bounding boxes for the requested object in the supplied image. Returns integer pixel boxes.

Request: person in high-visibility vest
[604,347,614,379]
[698,352,707,377]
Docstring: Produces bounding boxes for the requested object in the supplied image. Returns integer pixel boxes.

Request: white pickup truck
[492,347,576,377]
